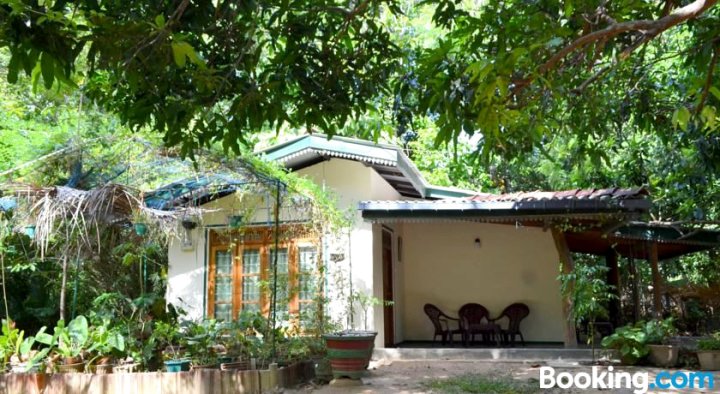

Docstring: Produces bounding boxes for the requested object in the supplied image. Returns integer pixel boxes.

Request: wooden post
[551,228,578,348]
[648,242,663,319]
[605,249,621,328]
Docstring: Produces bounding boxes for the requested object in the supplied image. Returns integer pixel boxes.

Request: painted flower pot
[24,225,36,239]
[323,331,377,380]
[164,359,191,372]
[648,344,679,368]
[134,222,148,236]
[697,351,720,371]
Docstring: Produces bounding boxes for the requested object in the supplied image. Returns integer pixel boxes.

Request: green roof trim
[259,134,476,199]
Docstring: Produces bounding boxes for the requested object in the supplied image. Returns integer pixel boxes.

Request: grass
[424,374,539,394]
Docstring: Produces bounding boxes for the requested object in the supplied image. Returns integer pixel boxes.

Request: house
[157,135,720,349]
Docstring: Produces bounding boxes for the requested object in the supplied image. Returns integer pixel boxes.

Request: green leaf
[155,14,165,28]
[40,52,54,89]
[710,86,720,101]
[7,52,20,84]
[701,105,716,130]
[171,42,187,68]
[672,107,691,131]
[171,41,203,68]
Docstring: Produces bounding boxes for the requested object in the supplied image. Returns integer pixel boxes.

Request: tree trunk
[649,243,663,319]
[605,249,621,328]
[59,256,68,321]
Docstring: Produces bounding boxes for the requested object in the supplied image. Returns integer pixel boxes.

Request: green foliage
[697,332,720,351]
[183,319,221,366]
[0,320,21,369]
[0,0,401,156]
[601,319,677,364]
[52,315,90,360]
[87,319,125,359]
[645,318,678,345]
[559,256,615,325]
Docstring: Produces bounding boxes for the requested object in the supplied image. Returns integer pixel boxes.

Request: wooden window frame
[207,226,320,322]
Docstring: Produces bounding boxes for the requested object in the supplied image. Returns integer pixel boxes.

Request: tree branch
[697,44,720,115]
[571,65,613,95]
[511,0,718,98]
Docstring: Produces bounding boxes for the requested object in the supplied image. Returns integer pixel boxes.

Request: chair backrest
[458,303,490,327]
[500,303,530,333]
[423,303,445,333]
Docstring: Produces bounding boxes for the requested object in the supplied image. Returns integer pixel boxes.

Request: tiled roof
[465,187,649,203]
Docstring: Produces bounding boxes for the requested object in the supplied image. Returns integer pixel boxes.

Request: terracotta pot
[57,362,85,373]
[220,360,249,371]
[93,358,115,375]
[323,331,377,380]
[648,344,679,368]
[697,351,720,371]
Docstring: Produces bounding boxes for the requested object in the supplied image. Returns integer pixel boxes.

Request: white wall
[296,160,402,347]
[166,158,405,345]
[401,222,564,342]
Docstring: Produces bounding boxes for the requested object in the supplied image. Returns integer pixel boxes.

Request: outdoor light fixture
[181,219,198,251]
[474,238,481,248]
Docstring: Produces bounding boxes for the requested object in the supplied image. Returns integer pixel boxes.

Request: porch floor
[374,341,595,362]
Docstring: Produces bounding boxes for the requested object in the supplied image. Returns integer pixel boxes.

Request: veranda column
[551,228,578,348]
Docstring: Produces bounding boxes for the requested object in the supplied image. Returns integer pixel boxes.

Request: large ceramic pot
[323,331,377,380]
[697,351,720,371]
[648,344,679,368]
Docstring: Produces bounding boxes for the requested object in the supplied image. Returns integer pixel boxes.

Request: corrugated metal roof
[259,134,476,199]
[465,187,649,202]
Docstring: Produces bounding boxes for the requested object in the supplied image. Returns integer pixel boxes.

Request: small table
[464,322,502,346]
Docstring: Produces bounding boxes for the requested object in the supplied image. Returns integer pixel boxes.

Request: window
[207,226,320,322]
[208,248,234,321]
[240,248,261,313]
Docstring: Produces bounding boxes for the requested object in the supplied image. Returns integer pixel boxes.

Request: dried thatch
[2,183,180,258]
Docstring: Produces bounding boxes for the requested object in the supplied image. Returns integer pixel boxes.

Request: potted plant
[131,210,149,236]
[153,321,189,372]
[601,322,650,365]
[1,320,21,372]
[228,214,243,229]
[52,315,91,373]
[9,326,52,373]
[697,332,720,371]
[185,319,221,370]
[645,318,679,368]
[323,291,380,380]
[87,320,125,374]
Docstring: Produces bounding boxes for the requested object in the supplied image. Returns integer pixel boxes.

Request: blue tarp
[143,174,280,211]
[0,197,16,212]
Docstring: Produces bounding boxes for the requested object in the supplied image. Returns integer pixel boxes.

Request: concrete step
[374,347,598,362]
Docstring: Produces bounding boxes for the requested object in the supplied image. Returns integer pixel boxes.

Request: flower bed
[1,360,314,394]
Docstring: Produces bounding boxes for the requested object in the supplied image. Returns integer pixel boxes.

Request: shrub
[697,332,720,351]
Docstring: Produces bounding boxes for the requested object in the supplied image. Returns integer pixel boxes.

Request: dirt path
[289,360,718,393]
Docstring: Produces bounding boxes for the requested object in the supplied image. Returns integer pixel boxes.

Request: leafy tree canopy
[0,0,400,156]
[1,0,717,159]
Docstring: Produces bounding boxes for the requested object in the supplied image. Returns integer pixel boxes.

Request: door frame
[381,227,395,347]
